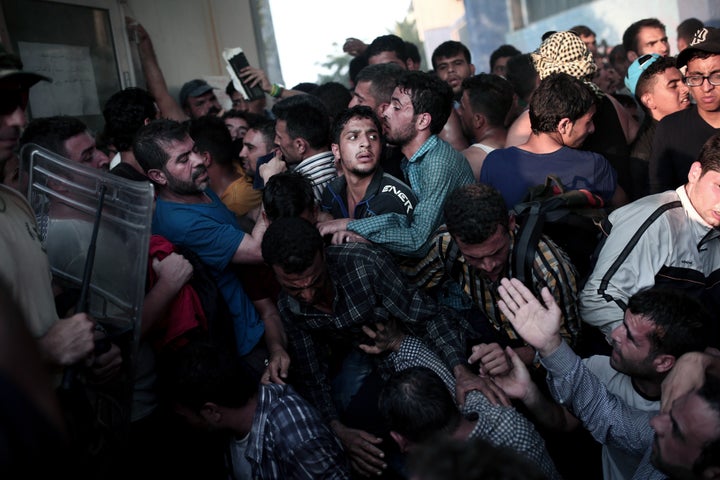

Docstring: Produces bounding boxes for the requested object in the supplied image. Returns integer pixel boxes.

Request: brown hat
[0,44,51,87]
[677,27,720,68]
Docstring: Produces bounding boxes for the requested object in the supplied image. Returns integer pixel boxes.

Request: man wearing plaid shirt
[261,217,507,478]
[432,184,581,375]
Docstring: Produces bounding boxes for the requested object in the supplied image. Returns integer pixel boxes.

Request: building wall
[125,0,260,103]
[462,0,719,69]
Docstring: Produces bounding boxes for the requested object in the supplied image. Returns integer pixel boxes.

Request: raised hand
[497,278,563,356]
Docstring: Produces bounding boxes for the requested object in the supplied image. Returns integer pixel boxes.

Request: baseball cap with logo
[677,26,720,69]
[179,79,215,108]
[0,44,51,87]
[624,53,661,96]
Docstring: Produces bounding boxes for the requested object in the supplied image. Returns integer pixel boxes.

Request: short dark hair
[133,119,189,173]
[676,18,704,44]
[490,44,521,72]
[187,115,234,167]
[221,109,252,123]
[261,217,324,274]
[102,88,156,152]
[529,72,596,134]
[366,34,407,63]
[349,54,369,86]
[378,366,460,444]
[405,41,422,65]
[311,82,352,124]
[157,340,257,412]
[634,55,679,101]
[248,116,276,148]
[397,71,453,135]
[505,53,538,102]
[623,18,666,54]
[461,74,514,128]
[20,116,87,157]
[331,105,382,145]
[225,79,237,96]
[626,288,708,357]
[444,184,509,244]
[698,133,720,176]
[431,41,471,70]
[271,94,330,149]
[570,25,596,37]
[355,63,406,105]
[262,171,315,222]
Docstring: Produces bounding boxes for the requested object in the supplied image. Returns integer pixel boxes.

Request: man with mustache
[133,119,289,382]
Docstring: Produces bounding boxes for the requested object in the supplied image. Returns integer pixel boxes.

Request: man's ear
[416,112,432,132]
[641,92,654,110]
[295,137,307,157]
[147,168,167,185]
[376,102,390,119]
[508,214,517,231]
[199,402,222,426]
[470,63,476,76]
[688,161,703,184]
[653,354,675,374]
[389,431,411,453]
[627,50,638,63]
[331,143,341,162]
[557,117,572,135]
[473,112,487,131]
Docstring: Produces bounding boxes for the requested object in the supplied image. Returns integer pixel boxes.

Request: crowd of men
[2,12,720,480]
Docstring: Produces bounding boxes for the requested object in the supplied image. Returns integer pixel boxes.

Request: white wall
[125,0,259,101]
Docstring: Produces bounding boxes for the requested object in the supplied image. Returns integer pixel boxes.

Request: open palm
[497,278,562,354]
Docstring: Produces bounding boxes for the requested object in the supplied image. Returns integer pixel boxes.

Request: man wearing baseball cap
[649,26,720,193]
[625,54,690,198]
[0,44,49,164]
[179,78,221,119]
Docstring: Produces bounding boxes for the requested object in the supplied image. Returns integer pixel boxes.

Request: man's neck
[228,394,258,438]
[520,132,563,154]
[452,417,476,440]
[631,376,662,400]
[295,147,330,166]
[399,132,430,160]
[344,171,374,218]
[696,106,720,129]
[474,126,507,149]
[207,163,242,198]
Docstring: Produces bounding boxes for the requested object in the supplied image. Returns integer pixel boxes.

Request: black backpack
[510,175,612,289]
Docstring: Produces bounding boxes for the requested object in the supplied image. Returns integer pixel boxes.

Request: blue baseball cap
[624,54,661,96]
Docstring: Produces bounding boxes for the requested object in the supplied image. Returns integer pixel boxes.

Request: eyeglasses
[685,72,720,87]
[0,88,29,115]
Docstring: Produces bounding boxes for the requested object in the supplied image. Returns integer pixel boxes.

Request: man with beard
[133,119,289,381]
[431,183,581,371]
[483,287,708,480]
[318,71,474,255]
[179,79,222,119]
[320,106,417,238]
[493,277,720,480]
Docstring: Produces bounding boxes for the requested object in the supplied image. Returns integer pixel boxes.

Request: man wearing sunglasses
[649,27,720,193]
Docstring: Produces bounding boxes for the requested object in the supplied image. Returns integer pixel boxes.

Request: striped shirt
[292,151,337,203]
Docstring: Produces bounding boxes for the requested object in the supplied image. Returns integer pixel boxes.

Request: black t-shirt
[649,106,720,193]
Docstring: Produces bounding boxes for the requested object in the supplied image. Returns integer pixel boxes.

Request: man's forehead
[342,116,377,132]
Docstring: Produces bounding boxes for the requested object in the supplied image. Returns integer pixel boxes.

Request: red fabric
[147,235,207,350]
